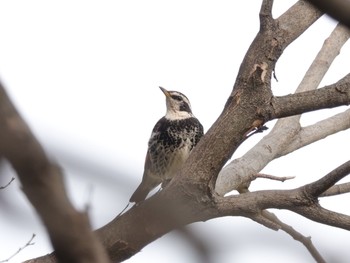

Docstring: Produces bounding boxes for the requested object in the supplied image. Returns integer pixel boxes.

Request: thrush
[129,87,204,203]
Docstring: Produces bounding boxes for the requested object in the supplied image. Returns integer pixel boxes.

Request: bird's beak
[159,86,171,98]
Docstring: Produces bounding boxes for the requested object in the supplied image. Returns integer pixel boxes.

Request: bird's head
[159,86,193,120]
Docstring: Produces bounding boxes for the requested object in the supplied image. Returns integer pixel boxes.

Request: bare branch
[0,177,15,190]
[320,182,350,197]
[255,173,295,182]
[0,234,36,263]
[294,23,350,95]
[304,160,350,197]
[269,76,350,119]
[294,204,350,231]
[0,83,110,263]
[260,0,273,17]
[216,187,350,231]
[259,0,274,30]
[278,108,350,157]
[216,161,350,232]
[277,0,323,44]
[260,211,326,263]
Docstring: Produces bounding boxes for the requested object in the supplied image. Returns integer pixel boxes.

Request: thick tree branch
[269,76,350,119]
[0,83,110,263]
[277,0,323,45]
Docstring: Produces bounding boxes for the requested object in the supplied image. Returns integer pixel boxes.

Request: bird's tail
[129,184,150,203]
[130,175,162,203]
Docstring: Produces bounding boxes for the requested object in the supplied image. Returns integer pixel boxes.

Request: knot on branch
[301,185,320,205]
[335,83,350,96]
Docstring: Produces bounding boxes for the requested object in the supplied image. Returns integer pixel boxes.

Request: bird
[129,86,204,203]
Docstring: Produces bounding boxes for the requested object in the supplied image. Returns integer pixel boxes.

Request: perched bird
[129,87,204,203]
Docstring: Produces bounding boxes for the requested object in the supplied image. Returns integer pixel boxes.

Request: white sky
[0,1,349,263]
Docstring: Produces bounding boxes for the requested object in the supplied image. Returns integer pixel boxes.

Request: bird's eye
[172,95,183,101]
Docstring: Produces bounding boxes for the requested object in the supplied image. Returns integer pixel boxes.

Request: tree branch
[0,176,15,190]
[294,204,350,230]
[259,0,274,31]
[216,189,350,231]
[278,108,350,157]
[277,0,323,45]
[0,234,36,263]
[304,160,350,197]
[214,162,350,233]
[320,182,350,197]
[292,23,350,95]
[0,83,110,263]
[259,211,326,263]
[255,173,295,182]
[269,76,350,119]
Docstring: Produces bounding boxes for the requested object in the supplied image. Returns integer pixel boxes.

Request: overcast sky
[0,1,349,263]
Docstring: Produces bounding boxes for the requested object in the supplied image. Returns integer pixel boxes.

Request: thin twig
[261,211,326,263]
[255,173,295,182]
[0,177,15,190]
[0,234,36,263]
[249,210,326,263]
